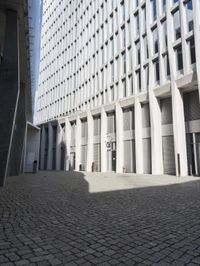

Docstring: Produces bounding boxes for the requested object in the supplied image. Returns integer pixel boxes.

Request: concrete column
[40,125,45,170]
[193,0,200,100]
[65,117,71,171]
[0,10,19,186]
[87,111,94,172]
[101,107,107,172]
[47,123,53,170]
[116,102,124,173]
[75,116,81,171]
[149,90,163,174]
[56,123,62,170]
[171,81,188,176]
[134,96,143,174]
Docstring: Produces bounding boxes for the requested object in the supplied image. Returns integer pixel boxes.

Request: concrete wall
[24,125,40,173]
[0,10,20,186]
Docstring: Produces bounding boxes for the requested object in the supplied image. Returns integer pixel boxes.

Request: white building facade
[36,0,200,176]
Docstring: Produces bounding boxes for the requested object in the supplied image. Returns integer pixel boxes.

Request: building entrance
[187,133,200,176]
[107,142,116,172]
[70,152,76,171]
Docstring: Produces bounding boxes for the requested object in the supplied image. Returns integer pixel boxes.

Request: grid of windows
[36,0,197,124]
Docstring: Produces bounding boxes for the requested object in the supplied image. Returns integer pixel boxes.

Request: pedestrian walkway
[0,171,200,265]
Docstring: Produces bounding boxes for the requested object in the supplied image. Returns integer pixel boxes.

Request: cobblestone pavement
[1,171,200,266]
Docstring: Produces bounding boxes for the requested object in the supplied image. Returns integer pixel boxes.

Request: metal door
[81,145,87,171]
[124,140,136,173]
[143,138,151,174]
[70,152,75,170]
[162,136,176,175]
[60,145,65,170]
[112,150,116,172]
[186,133,200,176]
[107,145,116,172]
[93,143,101,172]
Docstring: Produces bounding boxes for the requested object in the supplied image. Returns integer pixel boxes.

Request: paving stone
[0,171,199,265]
[15,260,30,266]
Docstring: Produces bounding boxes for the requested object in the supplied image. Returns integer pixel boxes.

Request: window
[173,9,181,40]
[122,27,126,48]
[151,0,157,22]
[163,53,170,78]
[162,20,167,51]
[142,6,146,33]
[154,59,160,83]
[129,75,133,95]
[111,62,114,82]
[144,65,149,90]
[136,69,141,92]
[122,79,127,97]
[81,120,88,138]
[112,38,114,58]
[121,2,125,23]
[101,92,104,105]
[186,0,193,32]
[111,85,114,101]
[112,0,115,9]
[136,41,140,65]
[162,0,167,13]
[152,27,158,54]
[122,52,126,74]
[143,35,149,60]
[123,108,134,131]
[175,45,183,71]
[188,36,196,64]
[128,48,132,71]
[135,12,140,36]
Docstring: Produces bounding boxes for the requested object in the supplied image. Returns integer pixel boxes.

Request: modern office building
[36,0,200,176]
[0,0,40,186]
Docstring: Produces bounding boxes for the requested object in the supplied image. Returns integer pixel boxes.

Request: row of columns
[40,85,191,176]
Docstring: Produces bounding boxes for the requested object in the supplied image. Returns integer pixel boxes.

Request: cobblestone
[0,171,200,265]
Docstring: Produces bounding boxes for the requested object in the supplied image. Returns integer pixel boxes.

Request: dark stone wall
[0,10,20,186]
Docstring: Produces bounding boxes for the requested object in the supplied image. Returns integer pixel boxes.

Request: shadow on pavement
[0,171,200,265]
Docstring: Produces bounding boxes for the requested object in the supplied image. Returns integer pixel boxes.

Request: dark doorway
[112,150,116,172]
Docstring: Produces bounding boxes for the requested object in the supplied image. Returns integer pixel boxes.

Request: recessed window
[129,75,133,95]
[186,0,193,32]
[144,65,149,90]
[188,36,196,64]
[143,35,149,59]
[162,20,167,51]
[151,0,157,22]
[152,27,158,54]
[135,12,140,36]
[175,45,183,71]
[122,79,127,97]
[173,9,181,40]
[163,53,170,78]
[122,52,126,74]
[136,69,141,92]
[135,41,140,65]
[162,0,167,13]
[122,27,126,48]
[154,59,160,83]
